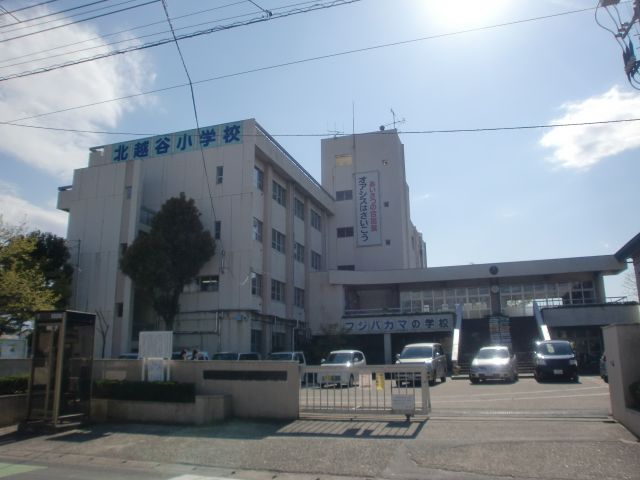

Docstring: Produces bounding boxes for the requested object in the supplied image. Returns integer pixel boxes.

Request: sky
[0,0,638,299]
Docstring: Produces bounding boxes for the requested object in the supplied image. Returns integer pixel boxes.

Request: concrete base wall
[0,394,27,427]
[0,359,31,377]
[91,395,231,425]
[603,323,640,439]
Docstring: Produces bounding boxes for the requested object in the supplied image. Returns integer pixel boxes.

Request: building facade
[58,119,334,357]
[58,119,638,364]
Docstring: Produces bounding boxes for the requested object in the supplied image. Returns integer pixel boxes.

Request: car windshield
[267,353,291,360]
[476,348,509,359]
[537,342,574,355]
[212,353,238,360]
[325,352,353,364]
[400,346,432,359]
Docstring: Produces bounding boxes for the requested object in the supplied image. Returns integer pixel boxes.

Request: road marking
[169,476,237,480]
[0,463,45,478]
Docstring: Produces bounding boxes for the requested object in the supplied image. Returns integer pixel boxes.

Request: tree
[27,231,73,309]
[120,194,215,330]
[0,220,59,334]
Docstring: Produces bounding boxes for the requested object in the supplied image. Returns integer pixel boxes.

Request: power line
[0,0,146,35]
[0,0,363,81]
[0,0,111,31]
[0,5,22,24]
[2,117,639,137]
[0,0,160,43]
[0,0,62,16]
[0,0,247,66]
[4,3,605,123]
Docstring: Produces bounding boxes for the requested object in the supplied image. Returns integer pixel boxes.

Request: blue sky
[0,0,638,298]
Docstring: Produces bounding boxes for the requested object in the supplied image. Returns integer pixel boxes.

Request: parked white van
[319,349,366,388]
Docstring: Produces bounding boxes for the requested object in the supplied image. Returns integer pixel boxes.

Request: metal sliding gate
[300,365,431,420]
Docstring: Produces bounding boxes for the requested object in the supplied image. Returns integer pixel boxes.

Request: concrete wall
[543,304,640,327]
[0,395,27,427]
[93,359,300,420]
[603,324,640,438]
[0,359,31,377]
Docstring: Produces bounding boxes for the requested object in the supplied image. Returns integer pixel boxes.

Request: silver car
[469,346,518,384]
[395,342,447,386]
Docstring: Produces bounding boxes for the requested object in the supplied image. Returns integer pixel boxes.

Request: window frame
[271,228,286,254]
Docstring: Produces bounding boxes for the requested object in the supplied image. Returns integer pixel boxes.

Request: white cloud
[0,9,155,180]
[539,86,640,169]
[0,189,67,236]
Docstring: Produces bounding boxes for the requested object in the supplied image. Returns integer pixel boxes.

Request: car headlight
[536,357,546,366]
[471,359,479,366]
[569,359,578,366]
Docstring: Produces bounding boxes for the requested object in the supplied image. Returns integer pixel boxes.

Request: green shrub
[93,380,195,403]
[630,381,640,406]
[0,375,29,395]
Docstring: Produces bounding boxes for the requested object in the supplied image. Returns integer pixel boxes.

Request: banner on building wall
[343,313,454,335]
[355,170,381,246]
[110,121,243,163]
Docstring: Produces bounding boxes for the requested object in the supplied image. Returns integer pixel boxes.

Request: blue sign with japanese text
[343,313,454,334]
[111,121,243,163]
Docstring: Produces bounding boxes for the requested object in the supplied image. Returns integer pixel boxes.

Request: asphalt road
[0,375,637,480]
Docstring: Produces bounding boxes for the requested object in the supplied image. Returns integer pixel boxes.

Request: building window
[216,166,223,184]
[384,201,389,207]
[272,181,286,207]
[272,229,286,254]
[254,166,264,191]
[294,242,305,263]
[311,209,321,231]
[335,154,352,166]
[251,329,262,353]
[215,221,221,240]
[253,218,263,242]
[385,239,391,245]
[251,272,262,296]
[337,227,354,238]
[294,287,305,308]
[337,265,355,271]
[271,279,285,302]
[311,250,322,271]
[336,190,353,201]
[199,275,219,292]
[294,197,304,220]
[116,302,124,317]
[272,332,286,351]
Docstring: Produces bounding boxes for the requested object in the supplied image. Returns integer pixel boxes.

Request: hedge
[0,375,29,395]
[93,380,195,403]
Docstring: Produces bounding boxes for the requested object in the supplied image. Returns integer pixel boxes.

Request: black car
[534,340,579,382]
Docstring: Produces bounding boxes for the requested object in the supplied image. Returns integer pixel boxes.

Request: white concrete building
[321,130,426,271]
[58,119,335,357]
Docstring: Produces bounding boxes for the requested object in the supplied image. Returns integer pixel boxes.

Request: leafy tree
[0,220,59,334]
[120,194,215,330]
[27,231,73,309]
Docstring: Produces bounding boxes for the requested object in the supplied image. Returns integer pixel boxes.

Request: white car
[395,343,447,386]
[469,346,518,383]
[319,350,366,387]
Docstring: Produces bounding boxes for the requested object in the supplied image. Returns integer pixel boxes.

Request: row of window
[184,273,305,308]
[252,218,323,269]
[254,166,322,231]
[251,273,304,307]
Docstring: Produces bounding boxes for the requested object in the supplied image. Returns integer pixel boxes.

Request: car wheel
[428,378,436,386]
[348,375,354,388]
[603,376,608,384]
[535,372,543,383]
[470,378,479,384]
[573,374,580,383]
[440,374,446,383]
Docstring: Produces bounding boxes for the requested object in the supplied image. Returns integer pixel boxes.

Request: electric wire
[0,0,148,35]
[0,0,112,31]
[0,0,247,66]
[0,0,160,43]
[0,5,21,24]
[0,2,273,71]
[3,3,608,123]
[0,0,62,16]
[0,0,360,81]
[1,117,639,137]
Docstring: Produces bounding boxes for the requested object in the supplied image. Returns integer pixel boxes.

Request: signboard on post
[355,171,381,246]
[139,331,173,359]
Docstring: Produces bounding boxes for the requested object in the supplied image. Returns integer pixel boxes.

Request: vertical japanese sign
[355,171,381,246]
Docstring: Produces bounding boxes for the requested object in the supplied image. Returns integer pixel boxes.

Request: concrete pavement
[0,376,637,480]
